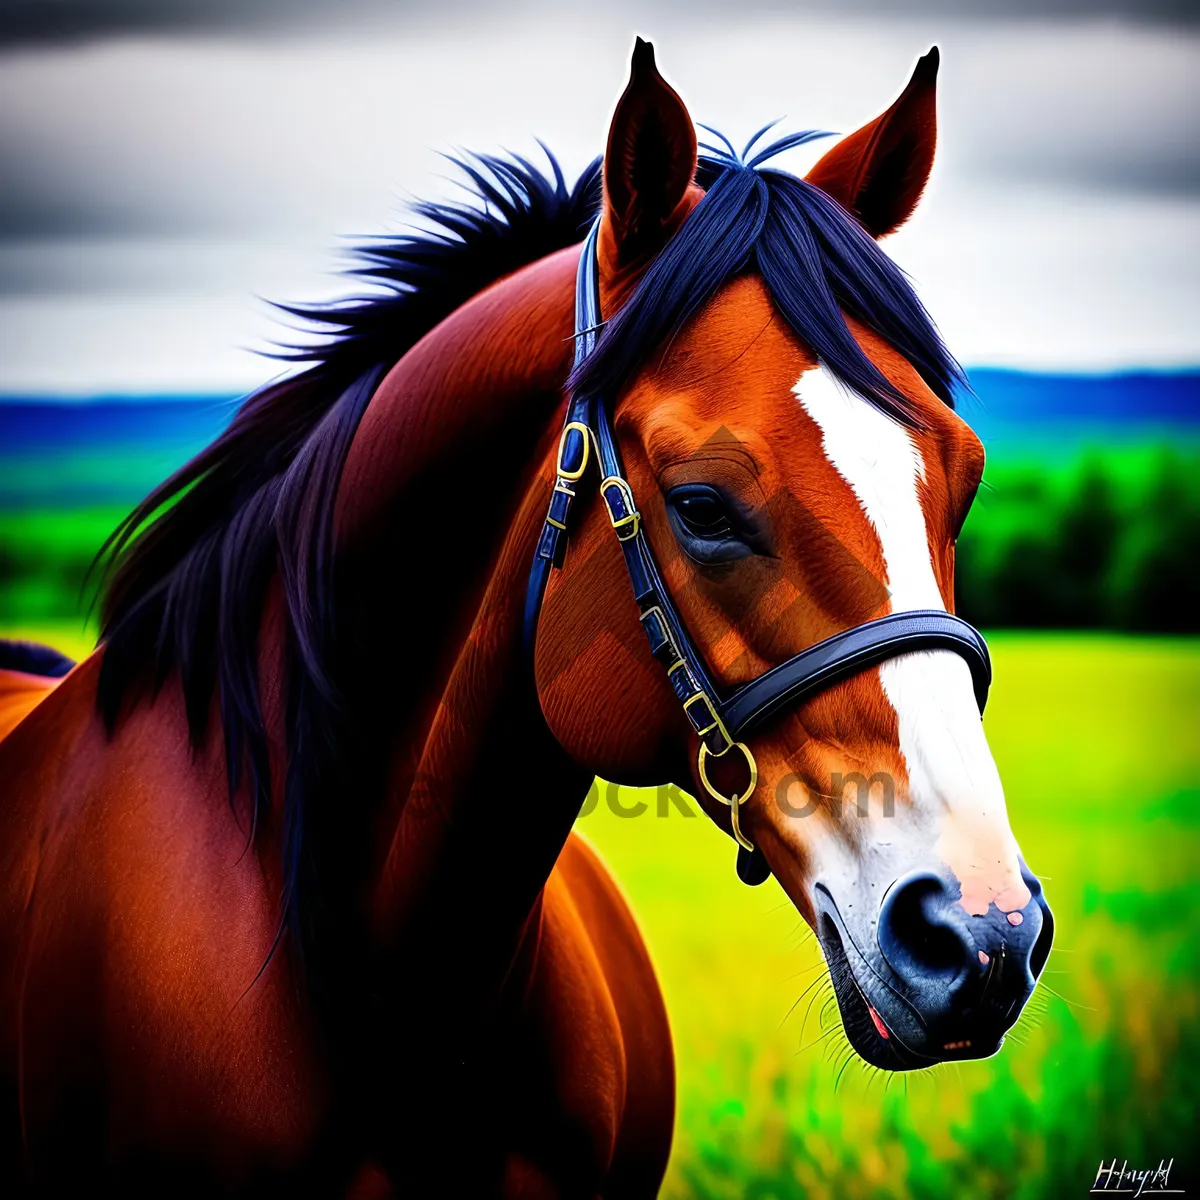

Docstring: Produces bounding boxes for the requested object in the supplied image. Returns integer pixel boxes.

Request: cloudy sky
[0,0,1197,394]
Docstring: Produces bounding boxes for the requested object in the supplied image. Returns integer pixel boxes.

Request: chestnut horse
[0,41,1052,1197]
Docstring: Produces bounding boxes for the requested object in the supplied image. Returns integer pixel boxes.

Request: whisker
[783,960,828,983]
[835,1050,855,1092]
[800,978,833,1042]
[1038,982,1095,1012]
[778,971,830,1032]
[796,1023,841,1055]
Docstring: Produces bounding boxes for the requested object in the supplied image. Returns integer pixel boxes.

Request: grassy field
[575,636,1200,1199]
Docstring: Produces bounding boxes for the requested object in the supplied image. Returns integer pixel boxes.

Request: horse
[0,39,1053,1197]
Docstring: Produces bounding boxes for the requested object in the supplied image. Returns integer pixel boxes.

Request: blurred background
[1,1,1197,1196]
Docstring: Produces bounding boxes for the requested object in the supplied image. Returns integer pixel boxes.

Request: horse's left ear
[602,37,698,265]
[805,47,940,239]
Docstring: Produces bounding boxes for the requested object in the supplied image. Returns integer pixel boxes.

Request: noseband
[525,221,991,885]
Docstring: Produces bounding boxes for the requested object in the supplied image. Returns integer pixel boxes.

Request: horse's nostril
[877,871,975,992]
[1028,895,1055,980]
[1021,860,1055,981]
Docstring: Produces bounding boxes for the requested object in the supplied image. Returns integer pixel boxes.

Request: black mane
[574,132,963,426]
[96,150,601,963]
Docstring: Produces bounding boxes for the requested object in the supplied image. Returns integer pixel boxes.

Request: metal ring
[698,740,758,852]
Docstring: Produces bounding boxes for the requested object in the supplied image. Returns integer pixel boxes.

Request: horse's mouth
[813,884,1007,1073]
[816,910,932,1072]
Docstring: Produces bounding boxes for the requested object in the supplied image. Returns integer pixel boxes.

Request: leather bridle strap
[522,225,602,649]
[525,219,993,884]
[718,610,990,738]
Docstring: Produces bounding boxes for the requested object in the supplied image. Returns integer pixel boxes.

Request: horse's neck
[332,245,594,1010]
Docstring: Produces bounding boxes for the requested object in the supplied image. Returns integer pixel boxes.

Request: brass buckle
[600,476,641,541]
[682,691,722,738]
[556,421,592,482]
[682,691,740,757]
[698,740,758,852]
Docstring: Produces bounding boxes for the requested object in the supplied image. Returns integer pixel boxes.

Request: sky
[0,0,1197,395]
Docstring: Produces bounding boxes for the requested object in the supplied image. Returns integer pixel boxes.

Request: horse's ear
[602,37,698,265]
[805,47,940,239]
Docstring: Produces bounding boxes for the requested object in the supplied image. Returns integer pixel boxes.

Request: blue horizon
[1,367,1197,510]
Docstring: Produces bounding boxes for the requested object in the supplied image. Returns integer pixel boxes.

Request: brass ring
[698,740,758,852]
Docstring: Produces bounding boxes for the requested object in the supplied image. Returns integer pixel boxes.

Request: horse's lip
[866,1002,891,1040]
[812,882,934,1071]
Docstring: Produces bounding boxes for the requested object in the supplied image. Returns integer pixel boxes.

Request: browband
[525,220,992,884]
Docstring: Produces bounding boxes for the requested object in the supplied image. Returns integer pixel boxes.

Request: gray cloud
[0,1,395,46]
[0,10,1196,387]
[942,27,1200,197]
[0,16,1196,252]
[0,0,1196,48]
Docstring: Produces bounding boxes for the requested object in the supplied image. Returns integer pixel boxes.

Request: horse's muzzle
[815,862,1054,1071]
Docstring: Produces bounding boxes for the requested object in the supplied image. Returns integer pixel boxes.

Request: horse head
[533,41,1053,1071]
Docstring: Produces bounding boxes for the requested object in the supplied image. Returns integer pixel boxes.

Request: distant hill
[1,371,1197,632]
[961,369,1200,456]
[966,369,1199,424]
[1,370,1197,508]
[0,397,237,508]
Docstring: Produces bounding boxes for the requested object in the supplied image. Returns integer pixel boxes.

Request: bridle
[524,220,991,885]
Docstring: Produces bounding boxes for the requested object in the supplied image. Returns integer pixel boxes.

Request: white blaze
[794,368,1029,916]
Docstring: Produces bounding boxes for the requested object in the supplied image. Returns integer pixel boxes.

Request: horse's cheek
[534,567,685,786]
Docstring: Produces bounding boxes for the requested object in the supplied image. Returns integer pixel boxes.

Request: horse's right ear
[602,38,698,266]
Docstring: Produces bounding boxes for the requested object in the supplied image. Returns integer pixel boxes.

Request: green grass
[0,506,125,638]
[956,446,1200,631]
[576,636,1200,1198]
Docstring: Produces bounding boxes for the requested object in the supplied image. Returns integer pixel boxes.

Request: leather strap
[718,609,991,736]
[591,397,737,757]
[523,223,604,660]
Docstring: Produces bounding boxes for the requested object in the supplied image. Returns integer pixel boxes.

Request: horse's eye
[664,483,755,565]
[674,489,732,538]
